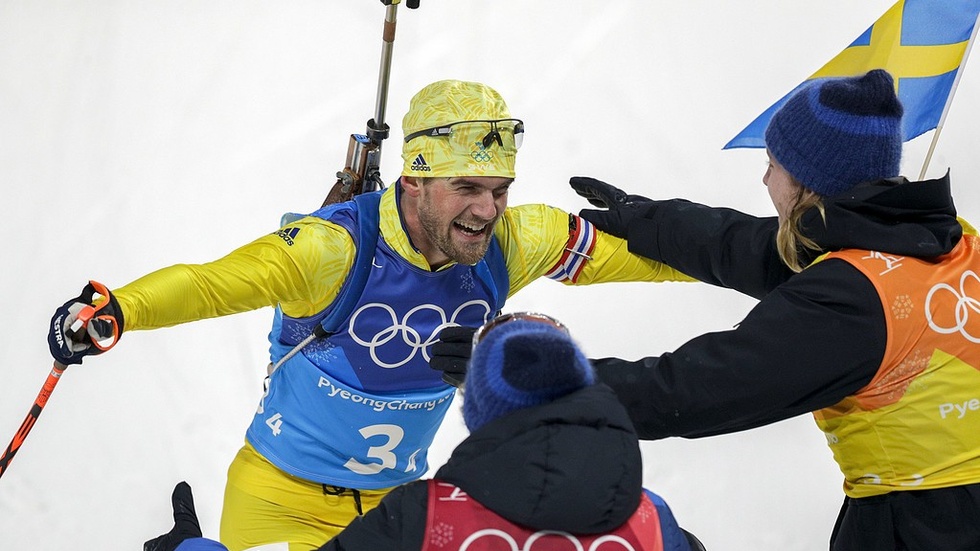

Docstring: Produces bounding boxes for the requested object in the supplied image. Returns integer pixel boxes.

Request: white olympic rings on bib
[348,300,492,368]
[925,270,980,343]
[458,529,637,551]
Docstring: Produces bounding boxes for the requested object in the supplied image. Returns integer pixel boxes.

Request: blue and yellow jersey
[111,184,693,489]
[115,185,691,330]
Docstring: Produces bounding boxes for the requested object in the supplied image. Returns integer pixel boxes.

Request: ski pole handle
[0,362,68,480]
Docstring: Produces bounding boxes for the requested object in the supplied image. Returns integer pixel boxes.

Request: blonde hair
[776,185,826,273]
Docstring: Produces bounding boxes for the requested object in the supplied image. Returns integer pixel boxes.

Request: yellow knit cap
[401,80,521,178]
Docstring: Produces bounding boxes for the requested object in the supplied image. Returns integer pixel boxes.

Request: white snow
[2,1,978,549]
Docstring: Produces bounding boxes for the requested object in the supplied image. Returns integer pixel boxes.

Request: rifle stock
[322,133,380,207]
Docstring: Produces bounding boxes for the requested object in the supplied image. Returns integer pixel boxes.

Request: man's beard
[418,199,495,266]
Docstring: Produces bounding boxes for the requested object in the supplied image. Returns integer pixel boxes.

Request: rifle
[321,0,420,207]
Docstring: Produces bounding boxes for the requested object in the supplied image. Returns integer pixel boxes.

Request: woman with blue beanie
[147,313,702,551]
[557,69,980,550]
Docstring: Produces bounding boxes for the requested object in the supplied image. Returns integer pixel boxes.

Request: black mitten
[430,326,478,387]
[569,176,654,239]
[144,482,203,551]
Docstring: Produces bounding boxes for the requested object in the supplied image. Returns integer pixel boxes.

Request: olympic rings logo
[471,143,492,162]
[348,300,492,368]
[925,270,980,343]
[458,529,638,551]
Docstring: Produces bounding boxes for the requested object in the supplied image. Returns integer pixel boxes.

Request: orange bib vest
[421,479,665,551]
[814,233,980,498]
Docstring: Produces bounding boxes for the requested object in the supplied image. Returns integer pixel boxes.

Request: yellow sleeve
[495,204,694,297]
[577,225,696,285]
[114,217,356,331]
[959,217,978,236]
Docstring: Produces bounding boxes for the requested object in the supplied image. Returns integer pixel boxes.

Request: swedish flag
[725,0,980,149]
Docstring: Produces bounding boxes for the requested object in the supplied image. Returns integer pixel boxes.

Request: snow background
[2,1,978,549]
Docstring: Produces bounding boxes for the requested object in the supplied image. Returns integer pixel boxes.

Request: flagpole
[919,10,980,180]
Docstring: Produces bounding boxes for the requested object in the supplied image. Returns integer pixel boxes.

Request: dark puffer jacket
[320,383,693,550]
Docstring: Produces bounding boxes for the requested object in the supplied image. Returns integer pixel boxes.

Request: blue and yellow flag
[725,0,980,149]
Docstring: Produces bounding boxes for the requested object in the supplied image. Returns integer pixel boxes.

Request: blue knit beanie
[463,320,595,432]
[764,69,904,197]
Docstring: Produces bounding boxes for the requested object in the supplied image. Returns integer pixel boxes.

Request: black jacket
[319,384,689,550]
[596,174,961,439]
[593,172,980,550]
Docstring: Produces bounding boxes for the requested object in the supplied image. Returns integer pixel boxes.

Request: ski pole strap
[70,280,122,352]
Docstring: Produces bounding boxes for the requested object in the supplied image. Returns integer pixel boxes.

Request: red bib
[422,479,664,551]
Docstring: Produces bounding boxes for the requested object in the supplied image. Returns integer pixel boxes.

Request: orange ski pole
[0,362,68,479]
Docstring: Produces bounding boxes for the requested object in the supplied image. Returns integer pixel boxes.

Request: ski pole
[0,297,100,480]
[0,361,68,479]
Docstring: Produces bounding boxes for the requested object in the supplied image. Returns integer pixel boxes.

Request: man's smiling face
[414,176,512,266]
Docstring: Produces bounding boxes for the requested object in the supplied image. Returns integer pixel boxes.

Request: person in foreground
[48,80,692,550]
[564,69,980,550]
[147,312,701,551]
[432,69,980,549]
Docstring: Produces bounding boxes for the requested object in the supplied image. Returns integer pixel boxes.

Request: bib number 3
[261,413,415,476]
[343,424,404,475]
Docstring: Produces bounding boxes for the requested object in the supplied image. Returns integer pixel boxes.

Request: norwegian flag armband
[545,214,597,283]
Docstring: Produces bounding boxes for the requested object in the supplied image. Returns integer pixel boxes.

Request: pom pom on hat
[463,320,594,432]
[764,69,904,197]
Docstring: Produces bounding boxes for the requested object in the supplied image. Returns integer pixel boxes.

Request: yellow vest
[814,234,980,498]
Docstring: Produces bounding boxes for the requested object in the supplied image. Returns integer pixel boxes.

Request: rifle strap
[317,191,383,335]
[268,191,382,374]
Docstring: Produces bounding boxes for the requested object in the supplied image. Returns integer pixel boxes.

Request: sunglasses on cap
[404,118,525,153]
[471,311,568,351]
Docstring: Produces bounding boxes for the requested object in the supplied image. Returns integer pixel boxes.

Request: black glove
[569,176,654,239]
[430,326,477,387]
[47,281,125,366]
[144,482,203,551]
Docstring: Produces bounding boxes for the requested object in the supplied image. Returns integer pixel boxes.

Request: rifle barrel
[373,3,398,132]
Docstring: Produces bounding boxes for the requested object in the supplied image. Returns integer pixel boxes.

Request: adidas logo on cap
[411,154,431,172]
